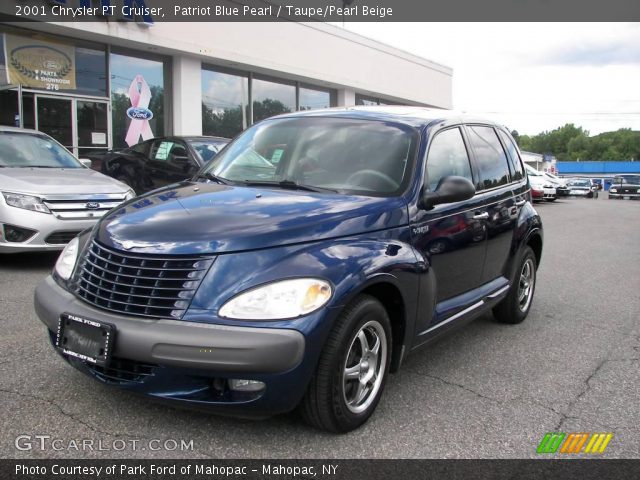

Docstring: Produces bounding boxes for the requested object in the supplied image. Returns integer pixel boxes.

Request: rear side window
[425,127,473,191]
[497,130,524,181]
[466,126,511,190]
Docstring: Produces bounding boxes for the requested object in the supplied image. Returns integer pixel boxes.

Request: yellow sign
[5,33,76,91]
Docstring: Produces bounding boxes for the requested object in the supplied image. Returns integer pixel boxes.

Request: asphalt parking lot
[1,196,638,459]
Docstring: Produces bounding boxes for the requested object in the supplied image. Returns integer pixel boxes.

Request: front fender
[191,231,418,317]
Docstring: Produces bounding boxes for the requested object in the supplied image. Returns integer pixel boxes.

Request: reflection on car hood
[96,182,408,255]
[0,168,129,195]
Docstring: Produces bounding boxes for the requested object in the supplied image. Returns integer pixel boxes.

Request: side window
[497,130,524,181]
[466,126,511,190]
[425,127,473,192]
[150,141,174,161]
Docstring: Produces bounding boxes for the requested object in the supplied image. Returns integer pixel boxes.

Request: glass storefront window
[75,47,108,97]
[110,52,166,149]
[356,94,397,106]
[252,77,295,123]
[299,86,332,111]
[201,68,249,139]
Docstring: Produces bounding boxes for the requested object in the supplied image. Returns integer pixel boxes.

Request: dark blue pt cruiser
[35,107,543,432]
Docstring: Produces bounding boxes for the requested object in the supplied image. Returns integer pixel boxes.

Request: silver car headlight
[54,237,79,280]
[610,188,617,192]
[219,278,332,320]
[124,189,136,201]
[2,192,50,214]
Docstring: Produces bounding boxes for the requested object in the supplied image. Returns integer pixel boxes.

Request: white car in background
[525,164,556,202]
[543,172,570,197]
[0,127,135,253]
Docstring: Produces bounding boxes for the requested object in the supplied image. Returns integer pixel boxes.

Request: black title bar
[3,0,640,22]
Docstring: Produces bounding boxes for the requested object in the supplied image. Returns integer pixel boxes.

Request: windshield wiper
[242,179,337,193]
[194,172,229,185]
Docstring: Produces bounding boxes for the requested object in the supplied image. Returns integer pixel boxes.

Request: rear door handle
[473,212,489,220]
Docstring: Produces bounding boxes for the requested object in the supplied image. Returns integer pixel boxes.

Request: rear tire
[300,295,391,433]
[493,246,537,324]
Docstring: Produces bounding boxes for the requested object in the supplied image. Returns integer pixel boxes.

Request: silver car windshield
[203,117,418,196]
[0,132,83,168]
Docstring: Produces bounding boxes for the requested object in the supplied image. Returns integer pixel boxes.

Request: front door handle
[473,212,489,220]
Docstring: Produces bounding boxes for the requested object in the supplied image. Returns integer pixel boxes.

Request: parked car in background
[543,172,570,197]
[35,108,543,432]
[0,127,134,253]
[567,178,595,198]
[609,174,640,200]
[524,164,556,202]
[100,136,230,194]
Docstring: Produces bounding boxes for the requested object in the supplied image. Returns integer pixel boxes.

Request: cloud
[538,40,640,67]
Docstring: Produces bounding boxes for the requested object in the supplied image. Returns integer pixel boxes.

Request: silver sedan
[0,127,134,253]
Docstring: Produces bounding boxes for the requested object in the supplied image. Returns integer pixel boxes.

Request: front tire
[493,246,537,324]
[300,295,391,432]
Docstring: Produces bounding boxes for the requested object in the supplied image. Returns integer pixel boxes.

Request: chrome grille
[75,241,214,319]
[43,194,126,220]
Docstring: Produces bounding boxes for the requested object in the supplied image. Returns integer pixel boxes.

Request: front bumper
[0,206,96,253]
[609,191,640,198]
[568,189,591,196]
[35,276,314,416]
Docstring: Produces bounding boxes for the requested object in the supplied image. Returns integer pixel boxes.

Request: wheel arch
[341,275,411,373]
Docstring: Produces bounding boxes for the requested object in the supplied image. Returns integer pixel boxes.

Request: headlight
[54,237,79,281]
[219,278,332,320]
[124,189,136,201]
[609,188,617,192]
[2,192,50,213]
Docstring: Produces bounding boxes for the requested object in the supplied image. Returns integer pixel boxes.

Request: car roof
[170,136,230,142]
[273,106,503,129]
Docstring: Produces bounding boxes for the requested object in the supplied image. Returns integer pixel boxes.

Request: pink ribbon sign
[125,75,154,147]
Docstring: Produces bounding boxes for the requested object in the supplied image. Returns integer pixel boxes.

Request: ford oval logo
[85,202,100,209]
[126,107,154,121]
[43,60,61,70]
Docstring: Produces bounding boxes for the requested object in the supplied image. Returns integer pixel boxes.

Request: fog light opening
[228,379,266,393]
[2,224,37,243]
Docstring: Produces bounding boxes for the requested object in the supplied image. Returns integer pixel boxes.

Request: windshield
[188,139,229,163]
[0,132,82,168]
[613,175,640,185]
[569,179,590,186]
[525,165,542,176]
[202,117,418,196]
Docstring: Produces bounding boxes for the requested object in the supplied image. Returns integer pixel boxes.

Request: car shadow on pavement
[1,252,59,270]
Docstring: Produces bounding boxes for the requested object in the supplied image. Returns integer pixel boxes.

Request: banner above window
[5,33,77,91]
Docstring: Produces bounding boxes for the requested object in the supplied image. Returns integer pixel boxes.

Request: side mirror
[79,158,92,168]
[420,176,476,210]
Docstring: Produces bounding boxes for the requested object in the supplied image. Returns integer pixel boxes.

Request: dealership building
[0,13,452,157]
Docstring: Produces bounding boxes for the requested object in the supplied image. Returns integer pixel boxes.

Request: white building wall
[23,21,453,109]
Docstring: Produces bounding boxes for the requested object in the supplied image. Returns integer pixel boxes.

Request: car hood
[0,168,129,195]
[528,176,549,187]
[95,182,408,255]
